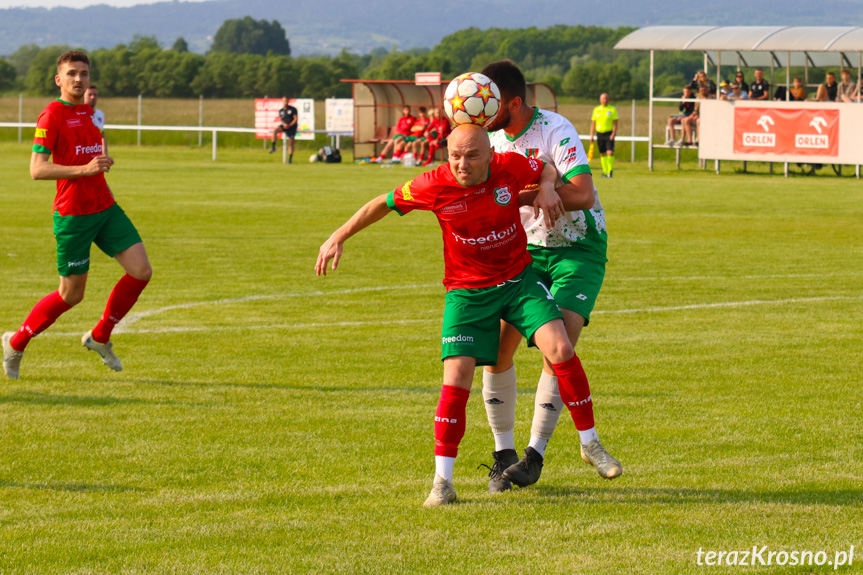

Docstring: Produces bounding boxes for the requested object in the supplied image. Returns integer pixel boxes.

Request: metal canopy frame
[615,26,863,174]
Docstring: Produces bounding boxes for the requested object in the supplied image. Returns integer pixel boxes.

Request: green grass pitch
[1,142,861,574]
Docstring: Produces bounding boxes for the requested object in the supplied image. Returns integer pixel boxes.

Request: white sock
[435,456,456,482]
[493,430,516,452]
[528,436,549,457]
[578,427,599,445]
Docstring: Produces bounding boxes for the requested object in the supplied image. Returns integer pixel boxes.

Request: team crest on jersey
[525,148,539,158]
[400,181,413,201]
[493,186,512,206]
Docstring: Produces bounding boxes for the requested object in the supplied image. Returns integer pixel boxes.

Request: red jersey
[386,152,544,290]
[426,117,451,142]
[395,115,416,136]
[33,100,115,216]
[410,117,430,136]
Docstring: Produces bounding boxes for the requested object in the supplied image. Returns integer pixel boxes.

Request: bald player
[316,124,606,507]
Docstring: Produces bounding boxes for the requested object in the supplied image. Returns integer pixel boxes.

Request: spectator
[837,69,858,103]
[790,77,807,101]
[723,82,749,101]
[749,68,770,100]
[774,77,806,102]
[665,85,695,145]
[680,84,709,147]
[689,70,716,96]
[734,71,750,94]
[813,72,838,102]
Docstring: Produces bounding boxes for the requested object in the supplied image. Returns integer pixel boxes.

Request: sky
[0,0,211,8]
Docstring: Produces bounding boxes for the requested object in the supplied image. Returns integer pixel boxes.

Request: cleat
[580,439,623,479]
[423,474,457,508]
[674,139,684,147]
[3,331,24,380]
[481,449,519,493]
[268,147,276,154]
[503,446,544,487]
[81,331,123,372]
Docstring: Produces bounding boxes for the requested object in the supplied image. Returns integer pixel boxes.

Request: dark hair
[481,59,527,102]
[418,106,427,113]
[86,84,97,90]
[57,50,90,72]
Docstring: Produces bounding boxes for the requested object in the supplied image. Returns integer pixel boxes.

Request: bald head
[447,124,493,187]
[599,93,609,106]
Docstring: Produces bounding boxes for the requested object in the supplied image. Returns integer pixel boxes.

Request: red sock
[434,385,470,457]
[393,149,404,159]
[10,291,73,351]
[427,143,438,161]
[91,274,149,343]
[552,355,595,431]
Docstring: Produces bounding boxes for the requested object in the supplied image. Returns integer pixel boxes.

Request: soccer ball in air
[443,72,501,128]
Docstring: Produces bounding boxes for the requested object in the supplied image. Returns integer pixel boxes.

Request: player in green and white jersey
[479,60,621,491]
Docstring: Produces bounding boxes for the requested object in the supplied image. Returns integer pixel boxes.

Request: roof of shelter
[614,26,863,52]
[615,26,863,68]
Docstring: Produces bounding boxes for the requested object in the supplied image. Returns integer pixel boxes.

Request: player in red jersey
[419,107,451,165]
[407,106,431,160]
[2,51,152,379]
[374,106,416,163]
[317,124,599,507]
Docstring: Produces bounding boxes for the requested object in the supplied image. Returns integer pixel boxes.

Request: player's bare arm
[30,151,113,181]
[315,193,392,276]
[532,162,565,227]
[556,174,597,211]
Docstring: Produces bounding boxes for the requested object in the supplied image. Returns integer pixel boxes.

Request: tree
[172,37,189,53]
[6,44,41,78]
[24,45,73,95]
[0,59,16,91]
[211,17,290,56]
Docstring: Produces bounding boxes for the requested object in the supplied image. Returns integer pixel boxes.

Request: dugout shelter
[615,26,863,176]
[342,79,557,160]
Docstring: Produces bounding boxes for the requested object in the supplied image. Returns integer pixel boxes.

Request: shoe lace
[477,461,505,479]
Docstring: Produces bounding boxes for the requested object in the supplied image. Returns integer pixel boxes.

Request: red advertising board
[733,108,839,157]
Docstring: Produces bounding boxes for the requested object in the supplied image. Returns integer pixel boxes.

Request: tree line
[1,18,707,100]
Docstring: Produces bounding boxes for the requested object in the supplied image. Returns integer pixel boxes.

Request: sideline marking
[46,294,863,336]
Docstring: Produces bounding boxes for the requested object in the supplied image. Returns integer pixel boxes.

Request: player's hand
[315,236,344,276]
[534,182,564,228]
[83,155,114,176]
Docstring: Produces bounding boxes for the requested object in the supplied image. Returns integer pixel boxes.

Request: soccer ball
[309,153,320,163]
[443,72,501,128]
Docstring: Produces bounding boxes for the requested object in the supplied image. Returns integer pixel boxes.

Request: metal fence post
[137,95,142,146]
[631,99,636,163]
[212,130,217,161]
[198,95,203,147]
[18,93,23,144]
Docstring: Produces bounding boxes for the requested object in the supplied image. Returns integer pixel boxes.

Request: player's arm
[30,151,113,181]
[315,193,392,276]
[557,175,596,211]
[611,119,618,140]
[589,119,596,141]
[288,108,298,129]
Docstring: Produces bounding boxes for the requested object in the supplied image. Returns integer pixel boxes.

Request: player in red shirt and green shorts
[317,124,602,507]
[2,51,152,380]
[374,106,416,163]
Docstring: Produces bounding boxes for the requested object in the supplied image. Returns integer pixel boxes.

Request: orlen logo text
[451,223,517,246]
[442,334,474,344]
[75,143,103,155]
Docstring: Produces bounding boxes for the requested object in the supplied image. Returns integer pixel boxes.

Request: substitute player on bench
[480,59,621,492]
[317,124,605,507]
[2,50,152,379]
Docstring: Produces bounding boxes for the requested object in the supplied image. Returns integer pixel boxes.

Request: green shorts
[393,134,408,142]
[528,246,606,325]
[441,266,563,366]
[53,203,142,276]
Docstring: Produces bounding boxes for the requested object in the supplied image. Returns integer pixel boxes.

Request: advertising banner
[733,108,839,157]
[325,99,353,135]
[254,98,315,140]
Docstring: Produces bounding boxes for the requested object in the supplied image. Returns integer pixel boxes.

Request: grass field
[1,142,862,574]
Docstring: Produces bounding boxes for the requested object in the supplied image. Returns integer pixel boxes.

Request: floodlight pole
[648,50,654,171]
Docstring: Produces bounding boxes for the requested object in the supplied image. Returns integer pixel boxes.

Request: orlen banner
[254,98,315,140]
[733,108,839,157]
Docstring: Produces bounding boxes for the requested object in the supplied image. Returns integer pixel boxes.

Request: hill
[2,0,863,56]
